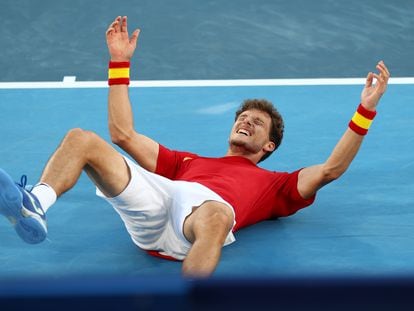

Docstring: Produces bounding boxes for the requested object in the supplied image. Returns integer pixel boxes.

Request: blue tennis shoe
[0,169,47,244]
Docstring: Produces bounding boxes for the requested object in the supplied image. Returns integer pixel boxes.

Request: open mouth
[237,129,250,136]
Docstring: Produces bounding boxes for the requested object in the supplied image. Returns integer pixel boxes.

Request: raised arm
[106,16,159,172]
[297,61,390,199]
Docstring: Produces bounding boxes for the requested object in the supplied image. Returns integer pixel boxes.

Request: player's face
[229,109,275,155]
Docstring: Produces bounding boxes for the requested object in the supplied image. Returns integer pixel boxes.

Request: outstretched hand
[361,61,390,110]
[106,16,140,62]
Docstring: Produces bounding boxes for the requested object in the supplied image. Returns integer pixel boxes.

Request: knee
[205,210,233,231]
[63,128,98,147]
[194,203,234,243]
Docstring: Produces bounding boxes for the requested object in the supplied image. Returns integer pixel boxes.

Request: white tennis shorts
[96,156,236,260]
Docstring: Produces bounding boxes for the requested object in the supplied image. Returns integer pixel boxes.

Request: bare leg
[40,128,130,198]
[182,201,234,278]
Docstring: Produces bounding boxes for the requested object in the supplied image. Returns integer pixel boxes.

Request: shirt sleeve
[273,169,316,217]
[155,144,199,179]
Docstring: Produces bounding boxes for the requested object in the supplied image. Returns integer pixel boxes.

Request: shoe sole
[0,169,46,244]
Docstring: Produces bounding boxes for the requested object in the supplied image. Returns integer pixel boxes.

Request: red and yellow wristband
[108,61,130,85]
[348,104,377,136]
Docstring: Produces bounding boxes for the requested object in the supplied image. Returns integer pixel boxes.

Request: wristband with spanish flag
[348,104,377,136]
[108,61,130,85]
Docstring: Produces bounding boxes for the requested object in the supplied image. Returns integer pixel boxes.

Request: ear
[263,141,276,153]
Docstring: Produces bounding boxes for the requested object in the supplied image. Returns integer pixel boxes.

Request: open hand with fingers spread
[361,61,390,111]
[106,16,140,62]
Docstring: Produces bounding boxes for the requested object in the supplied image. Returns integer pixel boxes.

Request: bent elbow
[111,134,128,146]
[110,127,134,147]
[322,165,343,183]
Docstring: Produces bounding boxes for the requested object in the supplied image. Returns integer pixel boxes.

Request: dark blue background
[1,0,412,81]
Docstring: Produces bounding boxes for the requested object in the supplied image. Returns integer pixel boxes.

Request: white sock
[31,183,57,213]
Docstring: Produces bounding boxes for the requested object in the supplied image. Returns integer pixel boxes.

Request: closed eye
[254,118,264,126]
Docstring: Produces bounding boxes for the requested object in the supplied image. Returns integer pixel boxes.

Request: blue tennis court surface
[1,81,413,309]
[1,81,413,275]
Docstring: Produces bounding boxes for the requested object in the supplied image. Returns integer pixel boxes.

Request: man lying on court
[0,16,390,277]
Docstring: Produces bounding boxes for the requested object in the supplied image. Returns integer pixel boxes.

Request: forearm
[323,128,364,180]
[105,19,159,170]
[323,100,379,180]
[298,104,377,199]
[106,16,140,144]
[108,84,135,143]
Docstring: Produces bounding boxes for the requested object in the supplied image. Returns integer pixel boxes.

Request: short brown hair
[235,99,284,162]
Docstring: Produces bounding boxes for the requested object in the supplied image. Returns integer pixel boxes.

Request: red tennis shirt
[155,144,315,231]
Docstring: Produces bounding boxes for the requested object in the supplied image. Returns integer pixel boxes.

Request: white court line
[0,77,413,89]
